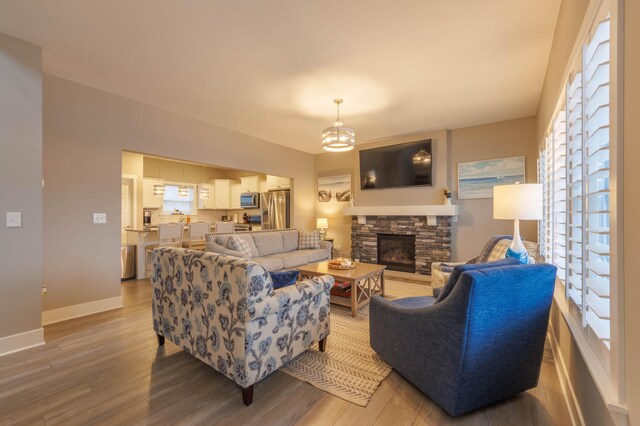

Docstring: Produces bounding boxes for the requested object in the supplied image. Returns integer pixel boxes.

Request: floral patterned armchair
[151,247,333,405]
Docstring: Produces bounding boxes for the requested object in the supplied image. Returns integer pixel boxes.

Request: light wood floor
[0,279,571,426]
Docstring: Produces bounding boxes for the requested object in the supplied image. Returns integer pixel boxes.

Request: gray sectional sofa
[205,228,332,271]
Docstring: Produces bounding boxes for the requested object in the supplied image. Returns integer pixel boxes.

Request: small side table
[322,238,335,259]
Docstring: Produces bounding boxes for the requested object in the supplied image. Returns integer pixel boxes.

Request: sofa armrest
[369,292,470,399]
[249,275,334,320]
[319,240,332,251]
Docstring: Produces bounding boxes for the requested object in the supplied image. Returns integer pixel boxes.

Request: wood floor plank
[0,279,572,426]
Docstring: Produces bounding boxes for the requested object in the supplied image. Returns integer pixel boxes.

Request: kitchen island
[125,223,253,279]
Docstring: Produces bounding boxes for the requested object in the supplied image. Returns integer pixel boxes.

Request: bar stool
[183,222,211,250]
[146,223,184,274]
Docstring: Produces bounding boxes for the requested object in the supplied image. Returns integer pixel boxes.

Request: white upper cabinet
[266,175,290,190]
[143,178,164,209]
[259,179,268,194]
[230,182,242,209]
[197,183,216,209]
[213,179,233,209]
[240,176,260,193]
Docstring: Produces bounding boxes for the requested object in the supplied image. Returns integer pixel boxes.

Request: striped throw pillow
[298,230,320,249]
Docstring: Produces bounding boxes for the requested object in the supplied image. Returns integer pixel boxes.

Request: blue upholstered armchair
[370,258,557,416]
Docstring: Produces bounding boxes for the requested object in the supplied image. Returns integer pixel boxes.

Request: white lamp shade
[493,183,543,220]
[316,218,329,229]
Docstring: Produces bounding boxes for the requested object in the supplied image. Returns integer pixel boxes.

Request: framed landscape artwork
[457,156,526,199]
[318,175,351,203]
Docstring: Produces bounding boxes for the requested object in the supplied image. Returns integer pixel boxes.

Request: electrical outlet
[93,213,107,224]
[6,212,21,228]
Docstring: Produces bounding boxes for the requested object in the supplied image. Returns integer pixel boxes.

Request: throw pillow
[228,235,252,259]
[205,241,250,260]
[269,270,300,290]
[298,230,320,249]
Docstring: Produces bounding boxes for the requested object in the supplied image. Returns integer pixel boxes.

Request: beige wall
[43,75,316,312]
[0,34,43,338]
[450,117,538,260]
[121,151,144,230]
[624,0,640,423]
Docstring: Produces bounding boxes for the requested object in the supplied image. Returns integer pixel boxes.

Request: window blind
[584,17,611,347]
[540,13,612,358]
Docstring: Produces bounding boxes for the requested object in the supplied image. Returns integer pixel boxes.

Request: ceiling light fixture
[199,165,210,199]
[178,161,189,198]
[322,98,355,152]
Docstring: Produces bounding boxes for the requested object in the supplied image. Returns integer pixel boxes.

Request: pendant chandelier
[322,98,355,152]
[178,161,189,198]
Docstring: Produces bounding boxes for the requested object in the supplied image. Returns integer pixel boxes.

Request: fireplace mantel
[343,204,459,226]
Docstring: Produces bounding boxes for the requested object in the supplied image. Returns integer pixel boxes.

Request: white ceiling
[0,0,560,153]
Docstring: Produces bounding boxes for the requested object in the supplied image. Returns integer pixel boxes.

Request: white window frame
[540,0,626,421]
[161,182,197,215]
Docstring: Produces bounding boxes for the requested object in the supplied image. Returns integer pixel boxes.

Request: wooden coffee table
[298,261,385,317]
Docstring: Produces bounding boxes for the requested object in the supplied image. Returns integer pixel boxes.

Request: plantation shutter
[583,16,611,348]
[552,111,567,281]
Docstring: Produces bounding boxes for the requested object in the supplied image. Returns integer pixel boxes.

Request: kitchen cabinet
[267,175,290,190]
[213,179,233,209]
[240,176,260,193]
[230,182,242,209]
[259,179,268,194]
[143,178,164,209]
[197,183,216,209]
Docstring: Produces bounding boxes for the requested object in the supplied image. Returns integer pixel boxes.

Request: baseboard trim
[42,295,123,326]
[0,328,45,357]
[548,326,585,426]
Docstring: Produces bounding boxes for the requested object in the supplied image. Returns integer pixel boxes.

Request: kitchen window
[162,184,196,215]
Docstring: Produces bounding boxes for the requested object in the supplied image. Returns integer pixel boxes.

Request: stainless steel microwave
[240,192,260,209]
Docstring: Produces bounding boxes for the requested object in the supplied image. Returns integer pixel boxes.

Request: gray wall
[43,75,316,311]
[0,34,43,337]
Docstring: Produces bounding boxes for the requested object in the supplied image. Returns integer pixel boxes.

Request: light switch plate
[93,213,107,224]
[6,212,21,228]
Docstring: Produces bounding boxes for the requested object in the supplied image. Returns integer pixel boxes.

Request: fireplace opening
[377,234,416,273]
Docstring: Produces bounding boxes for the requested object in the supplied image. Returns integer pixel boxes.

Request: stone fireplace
[350,215,452,275]
[377,234,416,273]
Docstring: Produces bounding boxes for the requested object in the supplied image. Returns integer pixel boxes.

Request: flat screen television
[360,139,433,190]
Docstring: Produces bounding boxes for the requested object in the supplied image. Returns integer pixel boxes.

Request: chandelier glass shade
[322,98,355,152]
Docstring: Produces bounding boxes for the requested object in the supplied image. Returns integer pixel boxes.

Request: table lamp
[316,218,328,240]
[493,183,543,264]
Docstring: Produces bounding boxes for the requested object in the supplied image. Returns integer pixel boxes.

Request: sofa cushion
[252,256,285,271]
[269,270,300,289]
[228,235,252,259]
[253,232,284,257]
[299,230,320,249]
[301,248,330,263]
[281,229,299,252]
[205,240,250,260]
[270,251,309,268]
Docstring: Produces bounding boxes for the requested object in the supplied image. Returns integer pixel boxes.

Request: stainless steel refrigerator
[261,190,290,230]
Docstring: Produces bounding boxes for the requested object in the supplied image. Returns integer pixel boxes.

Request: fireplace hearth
[377,234,416,273]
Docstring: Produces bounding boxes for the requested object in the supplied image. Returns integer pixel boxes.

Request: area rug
[281,279,433,406]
